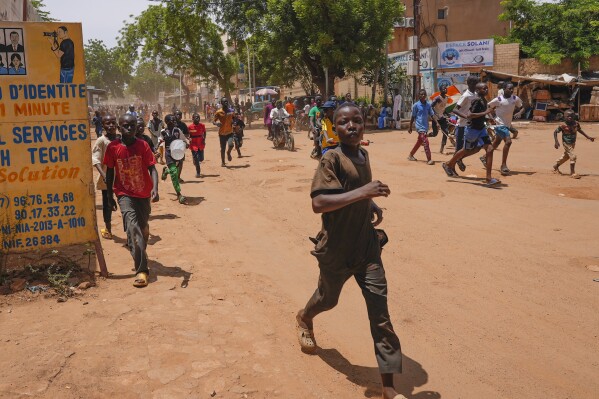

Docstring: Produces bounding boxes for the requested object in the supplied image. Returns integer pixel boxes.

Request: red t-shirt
[187,123,206,151]
[103,138,156,198]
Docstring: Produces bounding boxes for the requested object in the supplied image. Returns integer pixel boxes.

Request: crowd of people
[89,75,594,399]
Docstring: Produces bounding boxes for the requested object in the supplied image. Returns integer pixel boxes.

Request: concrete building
[0,0,42,22]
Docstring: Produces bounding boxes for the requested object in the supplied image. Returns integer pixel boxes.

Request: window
[437,9,446,19]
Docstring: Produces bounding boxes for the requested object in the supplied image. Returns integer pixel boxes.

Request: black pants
[117,196,151,275]
[101,190,112,227]
[303,262,402,374]
[219,134,233,164]
[455,126,466,153]
[430,117,450,149]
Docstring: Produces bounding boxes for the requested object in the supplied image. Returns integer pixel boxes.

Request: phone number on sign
[0,192,76,209]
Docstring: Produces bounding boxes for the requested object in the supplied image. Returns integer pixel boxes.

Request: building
[0,0,42,22]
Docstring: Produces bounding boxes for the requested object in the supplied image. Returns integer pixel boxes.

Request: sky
[44,0,152,47]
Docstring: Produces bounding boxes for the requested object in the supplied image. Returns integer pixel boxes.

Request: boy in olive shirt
[553,110,595,179]
[296,103,404,399]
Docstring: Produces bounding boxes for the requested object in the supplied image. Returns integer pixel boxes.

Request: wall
[400,0,508,49]
[519,56,599,76]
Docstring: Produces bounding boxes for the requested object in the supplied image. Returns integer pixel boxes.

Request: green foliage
[216,0,404,95]
[128,61,172,103]
[30,0,55,22]
[500,0,599,67]
[84,39,131,98]
[118,0,237,99]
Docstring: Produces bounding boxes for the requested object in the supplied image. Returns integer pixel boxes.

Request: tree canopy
[83,39,131,98]
[499,0,599,67]
[118,0,237,99]
[127,61,173,103]
[212,0,404,96]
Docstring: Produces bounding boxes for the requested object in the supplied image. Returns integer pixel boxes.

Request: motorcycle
[272,117,295,151]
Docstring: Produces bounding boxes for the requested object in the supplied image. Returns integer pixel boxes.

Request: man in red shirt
[188,112,207,177]
[104,114,159,288]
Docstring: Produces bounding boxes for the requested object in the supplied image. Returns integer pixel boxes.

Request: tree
[360,57,408,104]
[499,0,599,67]
[128,61,172,103]
[83,39,131,98]
[31,0,55,22]
[118,0,237,100]
[214,0,404,96]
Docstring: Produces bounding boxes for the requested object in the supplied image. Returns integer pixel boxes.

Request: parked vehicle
[249,101,270,122]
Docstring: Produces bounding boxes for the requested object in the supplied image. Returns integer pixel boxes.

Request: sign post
[0,22,107,276]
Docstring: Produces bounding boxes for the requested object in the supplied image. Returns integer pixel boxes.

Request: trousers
[410,132,431,160]
[556,142,576,165]
[117,196,151,275]
[101,190,113,226]
[304,262,402,374]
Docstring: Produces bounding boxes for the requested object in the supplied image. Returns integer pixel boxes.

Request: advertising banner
[0,22,96,253]
[389,47,437,72]
[437,71,471,91]
[438,39,494,69]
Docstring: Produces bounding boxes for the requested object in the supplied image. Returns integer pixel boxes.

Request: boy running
[319,100,339,154]
[232,112,245,158]
[481,82,523,175]
[104,114,159,288]
[553,110,595,179]
[188,112,207,177]
[452,75,480,171]
[442,83,501,187]
[158,114,189,204]
[429,84,451,154]
[408,89,438,165]
[296,103,404,399]
[213,97,235,166]
[92,114,118,239]
[147,110,165,164]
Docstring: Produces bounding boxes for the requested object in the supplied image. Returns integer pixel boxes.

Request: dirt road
[1,121,598,399]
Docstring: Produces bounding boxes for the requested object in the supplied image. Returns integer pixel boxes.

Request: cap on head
[322,101,337,110]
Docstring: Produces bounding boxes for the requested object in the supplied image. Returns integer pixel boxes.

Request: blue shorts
[495,125,511,139]
[464,127,491,150]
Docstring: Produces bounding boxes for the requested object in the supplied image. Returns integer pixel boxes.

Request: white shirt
[455,89,475,127]
[488,95,523,127]
[270,107,289,122]
[303,104,310,114]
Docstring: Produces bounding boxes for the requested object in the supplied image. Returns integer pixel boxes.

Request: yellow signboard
[0,22,97,253]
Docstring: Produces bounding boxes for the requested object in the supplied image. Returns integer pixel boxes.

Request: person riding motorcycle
[269,100,290,142]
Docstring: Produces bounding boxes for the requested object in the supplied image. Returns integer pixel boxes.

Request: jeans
[60,68,74,83]
[117,196,151,275]
[455,126,466,153]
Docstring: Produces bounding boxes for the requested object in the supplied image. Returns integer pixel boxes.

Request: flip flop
[479,156,487,167]
[442,162,456,177]
[133,272,148,288]
[296,322,317,354]
[571,174,581,179]
[500,166,511,176]
[484,178,501,187]
[178,195,187,204]
[457,160,466,172]
[100,228,112,239]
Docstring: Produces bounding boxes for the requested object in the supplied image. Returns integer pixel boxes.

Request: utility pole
[413,0,421,100]
[246,42,252,103]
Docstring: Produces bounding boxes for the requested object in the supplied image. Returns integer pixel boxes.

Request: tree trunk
[371,69,379,104]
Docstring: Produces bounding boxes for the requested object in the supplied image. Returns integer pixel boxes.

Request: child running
[158,114,189,204]
[408,89,438,165]
[92,114,118,239]
[481,82,523,175]
[232,112,245,158]
[451,75,480,171]
[188,112,207,177]
[296,102,404,399]
[553,110,595,179]
[103,114,159,288]
[213,97,235,166]
[442,82,501,187]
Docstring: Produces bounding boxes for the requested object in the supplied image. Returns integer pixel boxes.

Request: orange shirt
[285,102,295,116]
[213,109,234,136]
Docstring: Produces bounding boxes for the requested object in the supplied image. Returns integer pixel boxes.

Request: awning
[481,69,598,87]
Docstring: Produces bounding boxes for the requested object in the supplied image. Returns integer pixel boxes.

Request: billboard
[438,39,494,69]
[0,22,96,253]
[389,47,437,72]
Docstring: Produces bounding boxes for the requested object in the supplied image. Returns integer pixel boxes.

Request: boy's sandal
[133,272,148,288]
[479,156,487,167]
[571,173,581,179]
[178,195,187,204]
[161,166,168,181]
[100,228,113,239]
[457,160,466,172]
[484,178,501,187]
[296,323,317,354]
[552,167,560,174]
[500,166,511,175]
[442,162,456,177]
